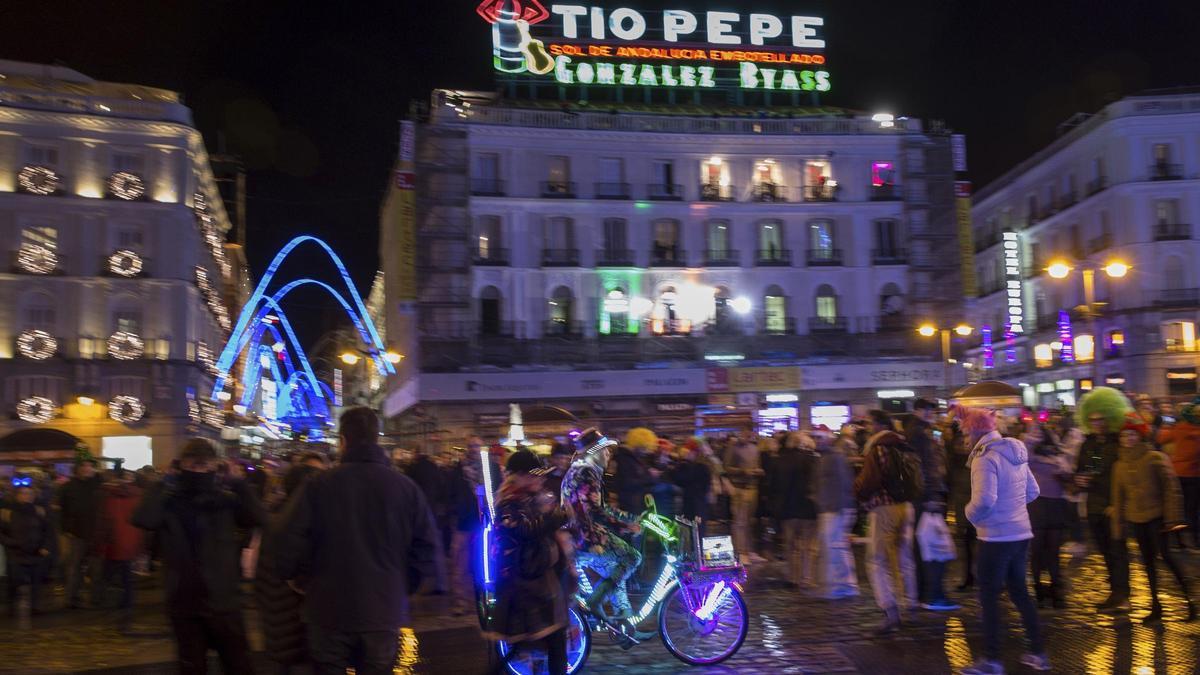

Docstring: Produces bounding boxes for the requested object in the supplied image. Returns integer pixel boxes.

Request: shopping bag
[917,511,957,562]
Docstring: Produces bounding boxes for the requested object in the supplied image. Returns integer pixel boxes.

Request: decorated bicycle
[474,428,750,674]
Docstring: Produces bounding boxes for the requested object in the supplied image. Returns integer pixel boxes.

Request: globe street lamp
[1045,258,1131,382]
[918,323,973,394]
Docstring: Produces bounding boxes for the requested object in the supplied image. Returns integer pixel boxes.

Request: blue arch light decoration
[210,235,392,430]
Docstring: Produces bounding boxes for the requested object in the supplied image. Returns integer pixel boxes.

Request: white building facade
[0,61,236,468]
[967,89,1200,407]
[384,91,965,440]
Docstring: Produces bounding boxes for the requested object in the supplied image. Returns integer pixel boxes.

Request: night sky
[4,1,1197,344]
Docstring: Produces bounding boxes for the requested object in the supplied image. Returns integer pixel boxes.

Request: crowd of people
[0,387,1197,674]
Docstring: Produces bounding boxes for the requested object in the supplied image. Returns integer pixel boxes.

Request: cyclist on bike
[561,428,642,620]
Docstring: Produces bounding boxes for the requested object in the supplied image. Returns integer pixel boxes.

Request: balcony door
[707,220,730,258]
[603,218,627,257]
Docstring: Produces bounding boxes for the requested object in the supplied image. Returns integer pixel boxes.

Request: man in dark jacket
[906,399,959,611]
[280,407,445,675]
[613,444,654,513]
[133,438,265,675]
[1075,414,1129,613]
[59,459,102,609]
[1,484,55,615]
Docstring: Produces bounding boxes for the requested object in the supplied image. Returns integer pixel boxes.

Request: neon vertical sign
[981,324,994,370]
[1002,231,1025,334]
[1058,310,1074,363]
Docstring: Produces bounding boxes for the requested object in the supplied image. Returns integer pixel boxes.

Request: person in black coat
[279,407,445,675]
[770,433,818,588]
[613,444,654,513]
[132,439,266,675]
[670,442,712,524]
[58,460,102,608]
[256,463,323,674]
[1,484,55,614]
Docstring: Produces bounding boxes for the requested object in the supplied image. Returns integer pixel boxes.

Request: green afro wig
[625,427,658,451]
[1076,386,1133,430]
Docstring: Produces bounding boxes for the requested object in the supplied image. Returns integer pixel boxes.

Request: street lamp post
[919,323,973,395]
[1047,259,1129,384]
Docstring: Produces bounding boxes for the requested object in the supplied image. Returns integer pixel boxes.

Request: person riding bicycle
[560,428,642,620]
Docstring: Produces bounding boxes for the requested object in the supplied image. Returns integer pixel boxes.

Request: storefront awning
[0,428,82,463]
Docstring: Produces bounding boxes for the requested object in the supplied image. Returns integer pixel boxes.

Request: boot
[585,578,617,618]
[956,575,974,592]
[1050,583,1065,610]
[1141,601,1163,625]
[874,606,901,635]
[1034,583,1047,608]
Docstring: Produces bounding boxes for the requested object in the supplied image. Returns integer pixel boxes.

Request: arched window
[602,287,630,334]
[713,286,732,327]
[814,284,838,324]
[764,284,788,334]
[654,285,687,334]
[479,286,502,336]
[548,286,574,334]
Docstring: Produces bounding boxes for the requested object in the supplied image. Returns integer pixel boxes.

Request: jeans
[866,503,916,611]
[780,518,818,586]
[818,509,859,598]
[309,626,399,675]
[977,539,1043,661]
[730,487,758,558]
[1131,518,1191,605]
[63,534,98,606]
[1088,513,1130,597]
[1030,527,1064,593]
[1181,477,1200,548]
[171,612,255,675]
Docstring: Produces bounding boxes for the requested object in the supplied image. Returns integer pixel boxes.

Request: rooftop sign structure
[477,2,831,99]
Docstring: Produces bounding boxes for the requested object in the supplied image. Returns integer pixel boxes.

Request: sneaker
[1019,653,1051,671]
[960,658,1005,674]
[921,599,961,611]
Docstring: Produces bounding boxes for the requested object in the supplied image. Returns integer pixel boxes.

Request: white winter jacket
[965,431,1040,542]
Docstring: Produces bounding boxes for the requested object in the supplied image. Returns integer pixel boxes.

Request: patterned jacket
[560,459,637,549]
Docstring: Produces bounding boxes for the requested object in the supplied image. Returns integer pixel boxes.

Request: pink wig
[952,405,997,435]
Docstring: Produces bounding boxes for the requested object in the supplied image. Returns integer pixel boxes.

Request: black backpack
[881,444,924,503]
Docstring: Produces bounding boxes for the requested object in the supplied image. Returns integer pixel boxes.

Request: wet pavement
[3,544,1200,674]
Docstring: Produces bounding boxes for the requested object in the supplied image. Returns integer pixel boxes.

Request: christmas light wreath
[107,171,145,200]
[16,329,56,360]
[17,396,54,424]
[109,395,146,424]
[107,331,145,360]
[107,249,143,277]
[17,244,58,274]
[18,165,59,195]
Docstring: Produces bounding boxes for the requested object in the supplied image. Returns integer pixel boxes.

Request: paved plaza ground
[2,545,1199,674]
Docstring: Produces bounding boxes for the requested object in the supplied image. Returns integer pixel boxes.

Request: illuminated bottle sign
[477,2,832,92]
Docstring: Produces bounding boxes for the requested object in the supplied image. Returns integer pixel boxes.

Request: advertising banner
[955,181,977,299]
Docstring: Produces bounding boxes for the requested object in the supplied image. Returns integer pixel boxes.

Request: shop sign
[422,368,708,401]
[655,401,695,414]
[477,2,831,92]
[475,413,511,426]
[705,366,800,393]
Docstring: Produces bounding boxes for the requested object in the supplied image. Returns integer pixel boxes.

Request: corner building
[0,61,237,469]
[967,89,1200,406]
[383,90,965,441]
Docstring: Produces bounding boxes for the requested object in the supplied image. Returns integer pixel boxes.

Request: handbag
[917,511,957,562]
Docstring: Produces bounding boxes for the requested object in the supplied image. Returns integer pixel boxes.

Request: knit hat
[1120,412,1150,439]
[505,449,543,475]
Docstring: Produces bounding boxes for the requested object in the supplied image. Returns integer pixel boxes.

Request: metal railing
[809,316,848,333]
[646,183,684,200]
[595,248,635,266]
[594,182,631,199]
[703,249,740,266]
[871,248,908,265]
[650,248,687,266]
[1149,162,1183,181]
[470,178,505,196]
[1155,223,1191,241]
[806,248,843,266]
[759,317,797,335]
[700,183,735,202]
[803,185,838,202]
[870,184,902,201]
[1153,288,1200,307]
[541,248,580,266]
[540,181,576,198]
[543,320,584,337]
[479,321,518,338]
[751,183,789,202]
[473,248,510,266]
[755,248,792,266]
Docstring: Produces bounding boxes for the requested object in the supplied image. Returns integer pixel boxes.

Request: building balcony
[595,248,635,266]
[803,185,838,202]
[1086,176,1108,196]
[1155,223,1191,241]
[699,182,735,202]
[806,248,843,266]
[648,318,695,337]
[870,184,902,201]
[473,248,510,266]
[479,321,519,338]
[646,183,684,200]
[871,248,908,265]
[10,249,66,275]
[650,248,687,266]
[470,178,505,196]
[750,183,789,202]
[1153,288,1200,307]
[1087,234,1113,253]
[543,320,584,337]
[703,249,740,266]
[704,318,746,336]
[594,182,631,199]
[755,248,792,266]
[809,316,848,333]
[759,317,797,335]
[540,180,576,198]
[541,248,580,266]
[1149,162,1183,181]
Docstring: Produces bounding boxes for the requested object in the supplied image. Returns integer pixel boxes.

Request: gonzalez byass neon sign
[477,1,832,92]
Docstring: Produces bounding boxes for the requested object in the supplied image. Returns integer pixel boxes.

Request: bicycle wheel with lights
[496,605,592,675]
[658,577,748,665]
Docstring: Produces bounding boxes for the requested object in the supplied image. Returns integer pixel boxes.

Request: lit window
[1074,334,1095,362]
[1034,344,1053,368]
[1164,321,1196,352]
[871,161,895,187]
